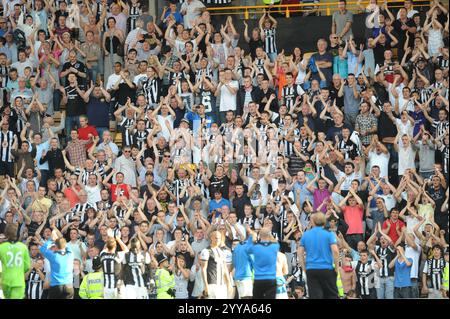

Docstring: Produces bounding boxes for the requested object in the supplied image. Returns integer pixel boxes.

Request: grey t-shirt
[416,140,436,173]
[36,86,54,115]
[332,10,354,40]
[343,84,361,115]
[363,49,375,76]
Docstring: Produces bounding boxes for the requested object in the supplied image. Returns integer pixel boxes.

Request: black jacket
[40,148,65,173]
[256,87,278,113]
[236,86,263,115]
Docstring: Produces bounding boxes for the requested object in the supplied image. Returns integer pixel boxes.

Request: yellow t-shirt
[31,197,52,213]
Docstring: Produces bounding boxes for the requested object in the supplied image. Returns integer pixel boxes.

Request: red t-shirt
[342,205,364,235]
[64,186,82,208]
[382,219,406,243]
[110,183,130,202]
[78,125,98,150]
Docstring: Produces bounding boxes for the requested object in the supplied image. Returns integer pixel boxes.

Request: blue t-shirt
[245,236,279,280]
[40,240,74,286]
[232,240,254,281]
[163,10,183,25]
[208,198,231,213]
[394,258,413,288]
[300,226,337,270]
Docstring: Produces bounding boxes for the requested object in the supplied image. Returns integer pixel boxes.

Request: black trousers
[361,288,377,299]
[306,269,339,299]
[394,286,412,299]
[253,279,276,299]
[0,162,14,177]
[48,285,74,299]
[345,234,364,250]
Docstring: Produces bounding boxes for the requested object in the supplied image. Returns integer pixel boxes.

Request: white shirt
[10,59,36,77]
[218,80,238,112]
[379,194,396,211]
[398,141,416,176]
[66,240,87,262]
[395,118,414,137]
[405,241,421,279]
[113,155,137,187]
[181,0,205,29]
[106,73,122,90]
[388,82,404,107]
[335,171,362,191]
[2,0,21,18]
[228,222,246,240]
[397,9,418,19]
[85,184,102,207]
[157,114,174,141]
[248,176,269,205]
[368,151,390,178]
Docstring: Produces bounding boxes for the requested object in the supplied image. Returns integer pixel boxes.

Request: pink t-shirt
[313,189,331,212]
[342,205,364,235]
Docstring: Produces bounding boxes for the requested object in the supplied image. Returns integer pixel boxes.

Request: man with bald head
[299,212,340,299]
[245,226,280,299]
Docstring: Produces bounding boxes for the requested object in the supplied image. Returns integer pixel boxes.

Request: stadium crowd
[0,0,449,300]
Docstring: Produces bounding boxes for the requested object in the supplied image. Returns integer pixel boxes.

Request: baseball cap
[180,118,189,124]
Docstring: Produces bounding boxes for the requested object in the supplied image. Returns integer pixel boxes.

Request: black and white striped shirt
[100,251,122,289]
[122,251,150,288]
[431,120,449,139]
[416,87,433,104]
[239,216,256,230]
[66,202,93,223]
[200,247,227,286]
[172,178,190,206]
[142,77,160,106]
[424,257,445,290]
[127,5,142,32]
[376,245,395,277]
[435,55,449,70]
[0,130,15,162]
[356,261,376,296]
[119,117,136,138]
[0,65,9,88]
[263,28,277,54]
[26,269,45,299]
[282,84,304,109]
[127,129,150,149]
[74,167,104,185]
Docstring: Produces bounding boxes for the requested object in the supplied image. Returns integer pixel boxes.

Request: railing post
[286,7,290,18]
[326,4,331,16]
[244,9,249,20]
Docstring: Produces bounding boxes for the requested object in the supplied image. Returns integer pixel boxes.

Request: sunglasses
[123,150,131,153]
[164,154,171,157]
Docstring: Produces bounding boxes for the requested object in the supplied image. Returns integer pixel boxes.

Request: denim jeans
[65,116,80,137]
[410,279,419,298]
[267,52,278,63]
[87,64,100,84]
[377,276,394,299]
[420,171,434,180]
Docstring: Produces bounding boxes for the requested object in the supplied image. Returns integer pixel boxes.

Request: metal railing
[206,0,434,18]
